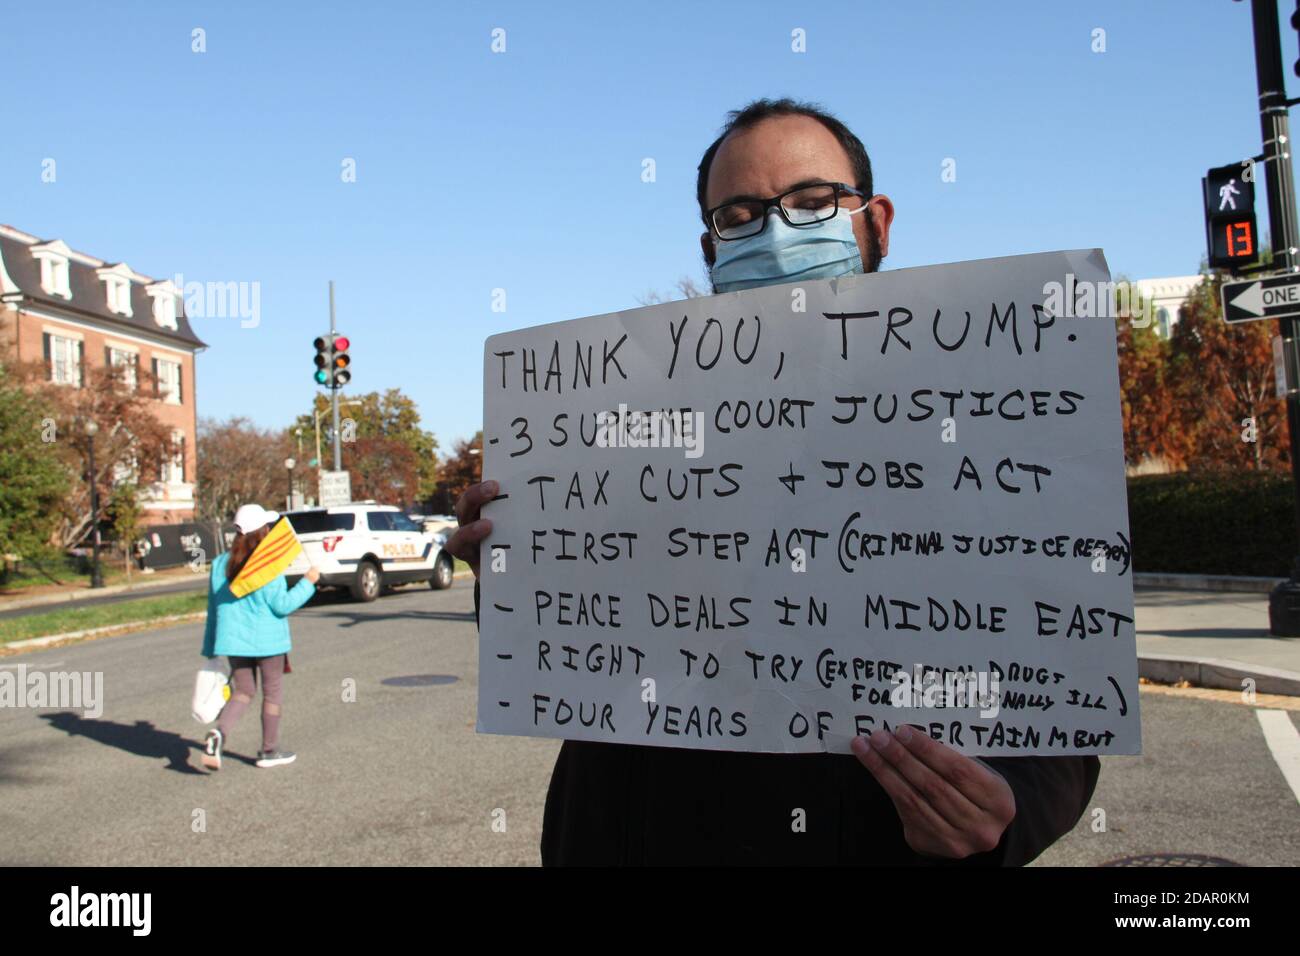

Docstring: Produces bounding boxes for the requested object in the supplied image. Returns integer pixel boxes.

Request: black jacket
[476,583,1099,866]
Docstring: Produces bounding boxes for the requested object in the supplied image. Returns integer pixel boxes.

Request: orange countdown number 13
[1226,221,1254,257]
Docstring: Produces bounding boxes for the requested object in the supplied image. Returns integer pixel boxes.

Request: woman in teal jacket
[201,504,319,771]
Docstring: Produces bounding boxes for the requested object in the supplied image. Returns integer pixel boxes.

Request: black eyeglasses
[708,182,867,241]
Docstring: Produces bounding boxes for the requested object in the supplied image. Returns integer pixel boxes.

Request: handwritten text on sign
[478,250,1140,756]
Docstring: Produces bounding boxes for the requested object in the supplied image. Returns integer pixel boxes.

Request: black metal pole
[1256,0,1300,633]
[87,434,103,589]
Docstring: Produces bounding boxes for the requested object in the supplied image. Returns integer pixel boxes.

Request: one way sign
[1221,272,1300,325]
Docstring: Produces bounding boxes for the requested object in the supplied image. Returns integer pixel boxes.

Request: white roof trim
[30,239,73,260]
[0,225,41,244]
[145,279,180,298]
[2,225,160,277]
[96,262,149,283]
[0,244,18,295]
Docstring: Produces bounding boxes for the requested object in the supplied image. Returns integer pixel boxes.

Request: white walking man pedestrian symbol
[1219,178,1241,211]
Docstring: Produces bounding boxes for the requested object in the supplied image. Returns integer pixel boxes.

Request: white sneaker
[202,729,223,771]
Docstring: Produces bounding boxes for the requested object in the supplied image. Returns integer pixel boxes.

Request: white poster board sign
[478,250,1140,756]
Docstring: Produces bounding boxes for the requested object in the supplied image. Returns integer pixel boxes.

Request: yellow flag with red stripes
[229,517,303,598]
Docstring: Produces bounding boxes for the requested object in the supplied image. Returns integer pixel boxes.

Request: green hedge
[1127,470,1295,578]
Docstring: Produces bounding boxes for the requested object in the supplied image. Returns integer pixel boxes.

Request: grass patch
[0,591,208,644]
[0,553,134,594]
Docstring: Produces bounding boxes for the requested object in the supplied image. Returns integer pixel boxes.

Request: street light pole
[1251,0,1300,634]
[85,420,103,589]
[285,458,296,511]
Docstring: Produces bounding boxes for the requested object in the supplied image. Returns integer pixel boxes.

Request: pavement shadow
[1138,627,1272,639]
[316,609,477,628]
[302,581,471,609]
[38,712,231,775]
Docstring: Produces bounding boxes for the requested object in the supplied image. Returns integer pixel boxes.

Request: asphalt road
[1,579,1296,866]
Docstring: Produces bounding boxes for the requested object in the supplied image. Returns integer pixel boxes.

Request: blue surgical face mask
[709,205,867,294]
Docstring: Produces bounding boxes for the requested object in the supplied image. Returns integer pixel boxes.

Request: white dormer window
[106,277,131,315]
[96,264,134,317]
[30,240,72,299]
[145,280,180,330]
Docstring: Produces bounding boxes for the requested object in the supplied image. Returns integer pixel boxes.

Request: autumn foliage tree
[428,431,482,513]
[14,360,177,549]
[1114,301,1188,470]
[295,389,438,498]
[1167,274,1289,470]
[344,436,421,507]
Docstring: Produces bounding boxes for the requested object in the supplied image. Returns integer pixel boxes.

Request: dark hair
[226,524,272,583]
[695,97,874,228]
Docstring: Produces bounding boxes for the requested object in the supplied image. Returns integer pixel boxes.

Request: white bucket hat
[233,503,280,534]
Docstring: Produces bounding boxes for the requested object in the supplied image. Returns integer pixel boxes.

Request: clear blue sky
[3,0,1294,452]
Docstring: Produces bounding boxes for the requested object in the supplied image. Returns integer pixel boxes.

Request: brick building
[0,224,206,526]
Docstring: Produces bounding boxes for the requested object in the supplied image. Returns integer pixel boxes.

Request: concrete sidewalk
[1135,587,1300,695]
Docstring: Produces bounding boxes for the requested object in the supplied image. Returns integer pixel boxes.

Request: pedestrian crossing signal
[1203,163,1259,272]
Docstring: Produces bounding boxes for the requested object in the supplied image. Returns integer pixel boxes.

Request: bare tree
[636,275,709,306]
[196,417,293,547]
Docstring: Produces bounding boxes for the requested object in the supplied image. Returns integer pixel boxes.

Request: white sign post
[478,250,1140,756]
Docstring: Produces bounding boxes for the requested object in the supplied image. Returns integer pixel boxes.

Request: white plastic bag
[192,658,230,724]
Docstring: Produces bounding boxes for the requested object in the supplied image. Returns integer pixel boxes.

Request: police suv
[284,503,456,602]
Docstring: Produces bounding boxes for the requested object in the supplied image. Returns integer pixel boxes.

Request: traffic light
[1203,162,1259,272]
[1292,2,1300,77]
[333,335,351,388]
[313,336,331,385]
[312,333,352,389]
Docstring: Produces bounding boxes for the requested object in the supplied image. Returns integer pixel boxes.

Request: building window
[1156,307,1170,338]
[153,358,182,404]
[104,276,132,316]
[44,333,82,386]
[35,254,72,299]
[154,293,177,329]
[107,347,138,390]
[112,455,138,486]
[162,432,185,484]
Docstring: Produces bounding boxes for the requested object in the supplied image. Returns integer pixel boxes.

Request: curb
[1139,653,1300,697]
[1133,572,1282,594]
[1,611,208,652]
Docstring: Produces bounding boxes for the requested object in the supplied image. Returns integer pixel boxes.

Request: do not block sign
[478,249,1140,756]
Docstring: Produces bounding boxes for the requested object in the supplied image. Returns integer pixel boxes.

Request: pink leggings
[217,654,286,752]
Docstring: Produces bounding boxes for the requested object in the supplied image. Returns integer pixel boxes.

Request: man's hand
[305,566,321,584]
[446,480,499,578]
[851,726,1015,859]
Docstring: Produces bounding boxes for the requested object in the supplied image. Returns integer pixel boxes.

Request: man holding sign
[452,99,1115,865]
